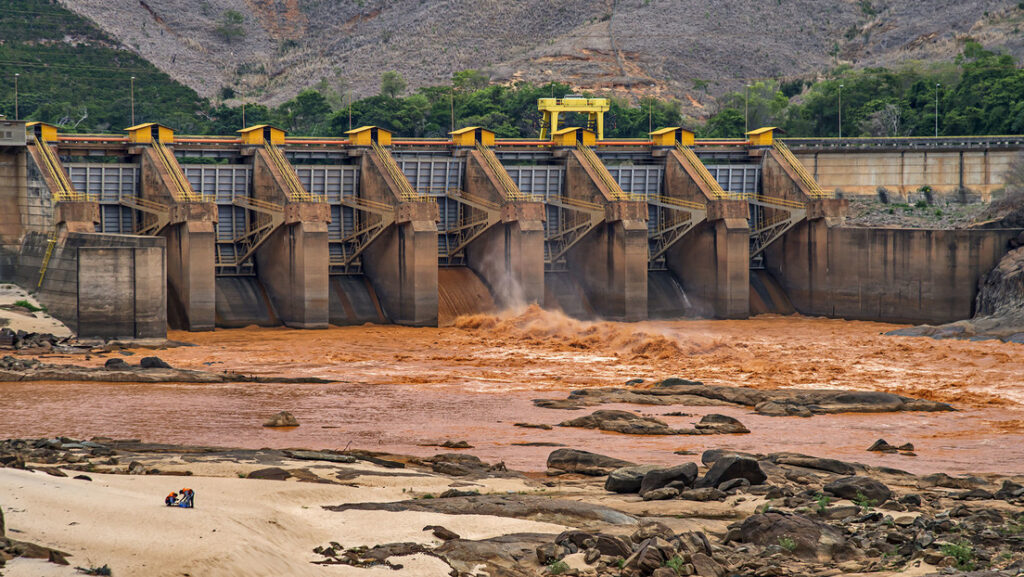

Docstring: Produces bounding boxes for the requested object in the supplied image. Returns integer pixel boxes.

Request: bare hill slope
[58,0,1024,115]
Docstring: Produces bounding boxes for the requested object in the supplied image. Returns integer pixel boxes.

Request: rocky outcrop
[0,355,332,384]
[546,449,636,476]
[823,476,892,504]
[732,512,851,562]
[536,380,955,415]
[559,410,750,435]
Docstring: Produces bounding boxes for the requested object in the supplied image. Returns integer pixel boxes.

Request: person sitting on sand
[178,488,194,508]
[165,492,178,506]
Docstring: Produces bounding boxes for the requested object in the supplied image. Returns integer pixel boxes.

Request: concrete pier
[139,146,217,331]
[251,147,331,329]
[664,148,750,318]
[461,149,545,306]
[564,149,648,321]
[359,151,440,326]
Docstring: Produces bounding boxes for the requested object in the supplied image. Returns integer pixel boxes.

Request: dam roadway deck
[0,121,1020,337]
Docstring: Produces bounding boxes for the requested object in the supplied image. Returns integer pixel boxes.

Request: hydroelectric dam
[0,115,1020,339]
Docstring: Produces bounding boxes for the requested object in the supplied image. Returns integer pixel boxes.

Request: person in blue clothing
[178,488,194,508]
[164,492,178,506]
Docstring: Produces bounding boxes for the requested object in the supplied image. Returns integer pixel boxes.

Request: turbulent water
[2,306,1023,474]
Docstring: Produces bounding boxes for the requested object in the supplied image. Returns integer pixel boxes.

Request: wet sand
[2,307,1022,475]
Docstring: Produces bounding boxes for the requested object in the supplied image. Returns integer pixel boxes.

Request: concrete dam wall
[2,122,1021,339]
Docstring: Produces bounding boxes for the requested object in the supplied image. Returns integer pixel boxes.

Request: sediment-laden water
[2,306,1022,474]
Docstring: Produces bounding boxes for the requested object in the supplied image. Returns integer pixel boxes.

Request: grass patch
[12,299,46,312]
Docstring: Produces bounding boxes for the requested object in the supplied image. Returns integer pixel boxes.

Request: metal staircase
[544,195,605,269]
[577,143,631,200]
[152,140,202,202]
[441,189,501,264]
[264,142,322,202]
[773,141,830,198]
[748,195,807,262]
[118,196,170,236]
[330,196,396,274]
[475,142,532,201]
[31,135,84,202]
[230,196,285,265]
[371,141,432,202]
[648,195,707,264]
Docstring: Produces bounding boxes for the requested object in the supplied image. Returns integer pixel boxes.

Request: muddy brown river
[2,307,1022,475]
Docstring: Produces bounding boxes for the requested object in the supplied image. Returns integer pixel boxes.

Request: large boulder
[606,465,660,493]
[547,448,635,476]
[696,456,766,488]
[140,356,172,369]
[769,453,858,476]
[639,463,699,496]
[622,539,665,575]
[823,476,892,504]
[559,410,678,435]
[734,512,850,562]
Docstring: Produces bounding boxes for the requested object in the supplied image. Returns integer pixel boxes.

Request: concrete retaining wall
[765,225,1023,324]
[795,149,1020,202]
[17,232,166,338]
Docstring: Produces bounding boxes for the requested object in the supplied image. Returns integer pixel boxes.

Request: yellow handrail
[264,142,323,202]
[576,143,629,201]
[773,141,830,198]
[152,140,201,202]
[675,143,728,199]
[651,195,707,211]
[32,135,84,201]
[475,142,527,201]
[370,140,431,202]
[556,195,604,211]
[752,194,806,210]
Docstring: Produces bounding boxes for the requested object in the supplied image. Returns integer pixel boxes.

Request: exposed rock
[694,413,749,434]
[642,487,679,501]
[734,512,850,562]
[262,411,299,427]
[282,449,357,464]
[423,525,460,541]
[605,465,660,493]
[690,552,725,577]
[995,480,1024,500]
[440,440,473,449]
[919,472,983,489]
[325,495,637,526]
[513,422,553,430]
[823,476,892,504]
[867,438,898,452]
[769,453,858,475]
[559,410,680,435]
[697,456,766,488]
[247,467,292,480]
[546,448,635,476]
[701,449,762,465]
[623,539,665,574]
[140,356,172,369]
[103,357,128,369]
[639,463,699,495]
[755,400,813,417]
[679,487,727,502]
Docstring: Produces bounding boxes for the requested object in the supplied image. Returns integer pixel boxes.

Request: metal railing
[32,135,86,202]
[371,140,433,202]
[152,139,203,202]
[750,194,806,210]
[675,143,729,198]
[772,141,830,198]
[118,196,170,236]
[576,143,630,201]
[475,142,529,201]
[264,142,323,202]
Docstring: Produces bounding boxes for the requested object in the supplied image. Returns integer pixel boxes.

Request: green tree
[380,71,406,98]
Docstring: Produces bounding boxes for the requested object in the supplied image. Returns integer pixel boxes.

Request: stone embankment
[0,355,331,383]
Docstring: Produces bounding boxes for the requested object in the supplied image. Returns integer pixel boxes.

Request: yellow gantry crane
[538,97,610,140]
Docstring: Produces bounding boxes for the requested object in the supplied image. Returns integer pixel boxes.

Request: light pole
[935,83,940,137]
[14,73,19,120]
[838,84,843,138]
[744,84,751,134]
[130,76,136,125]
